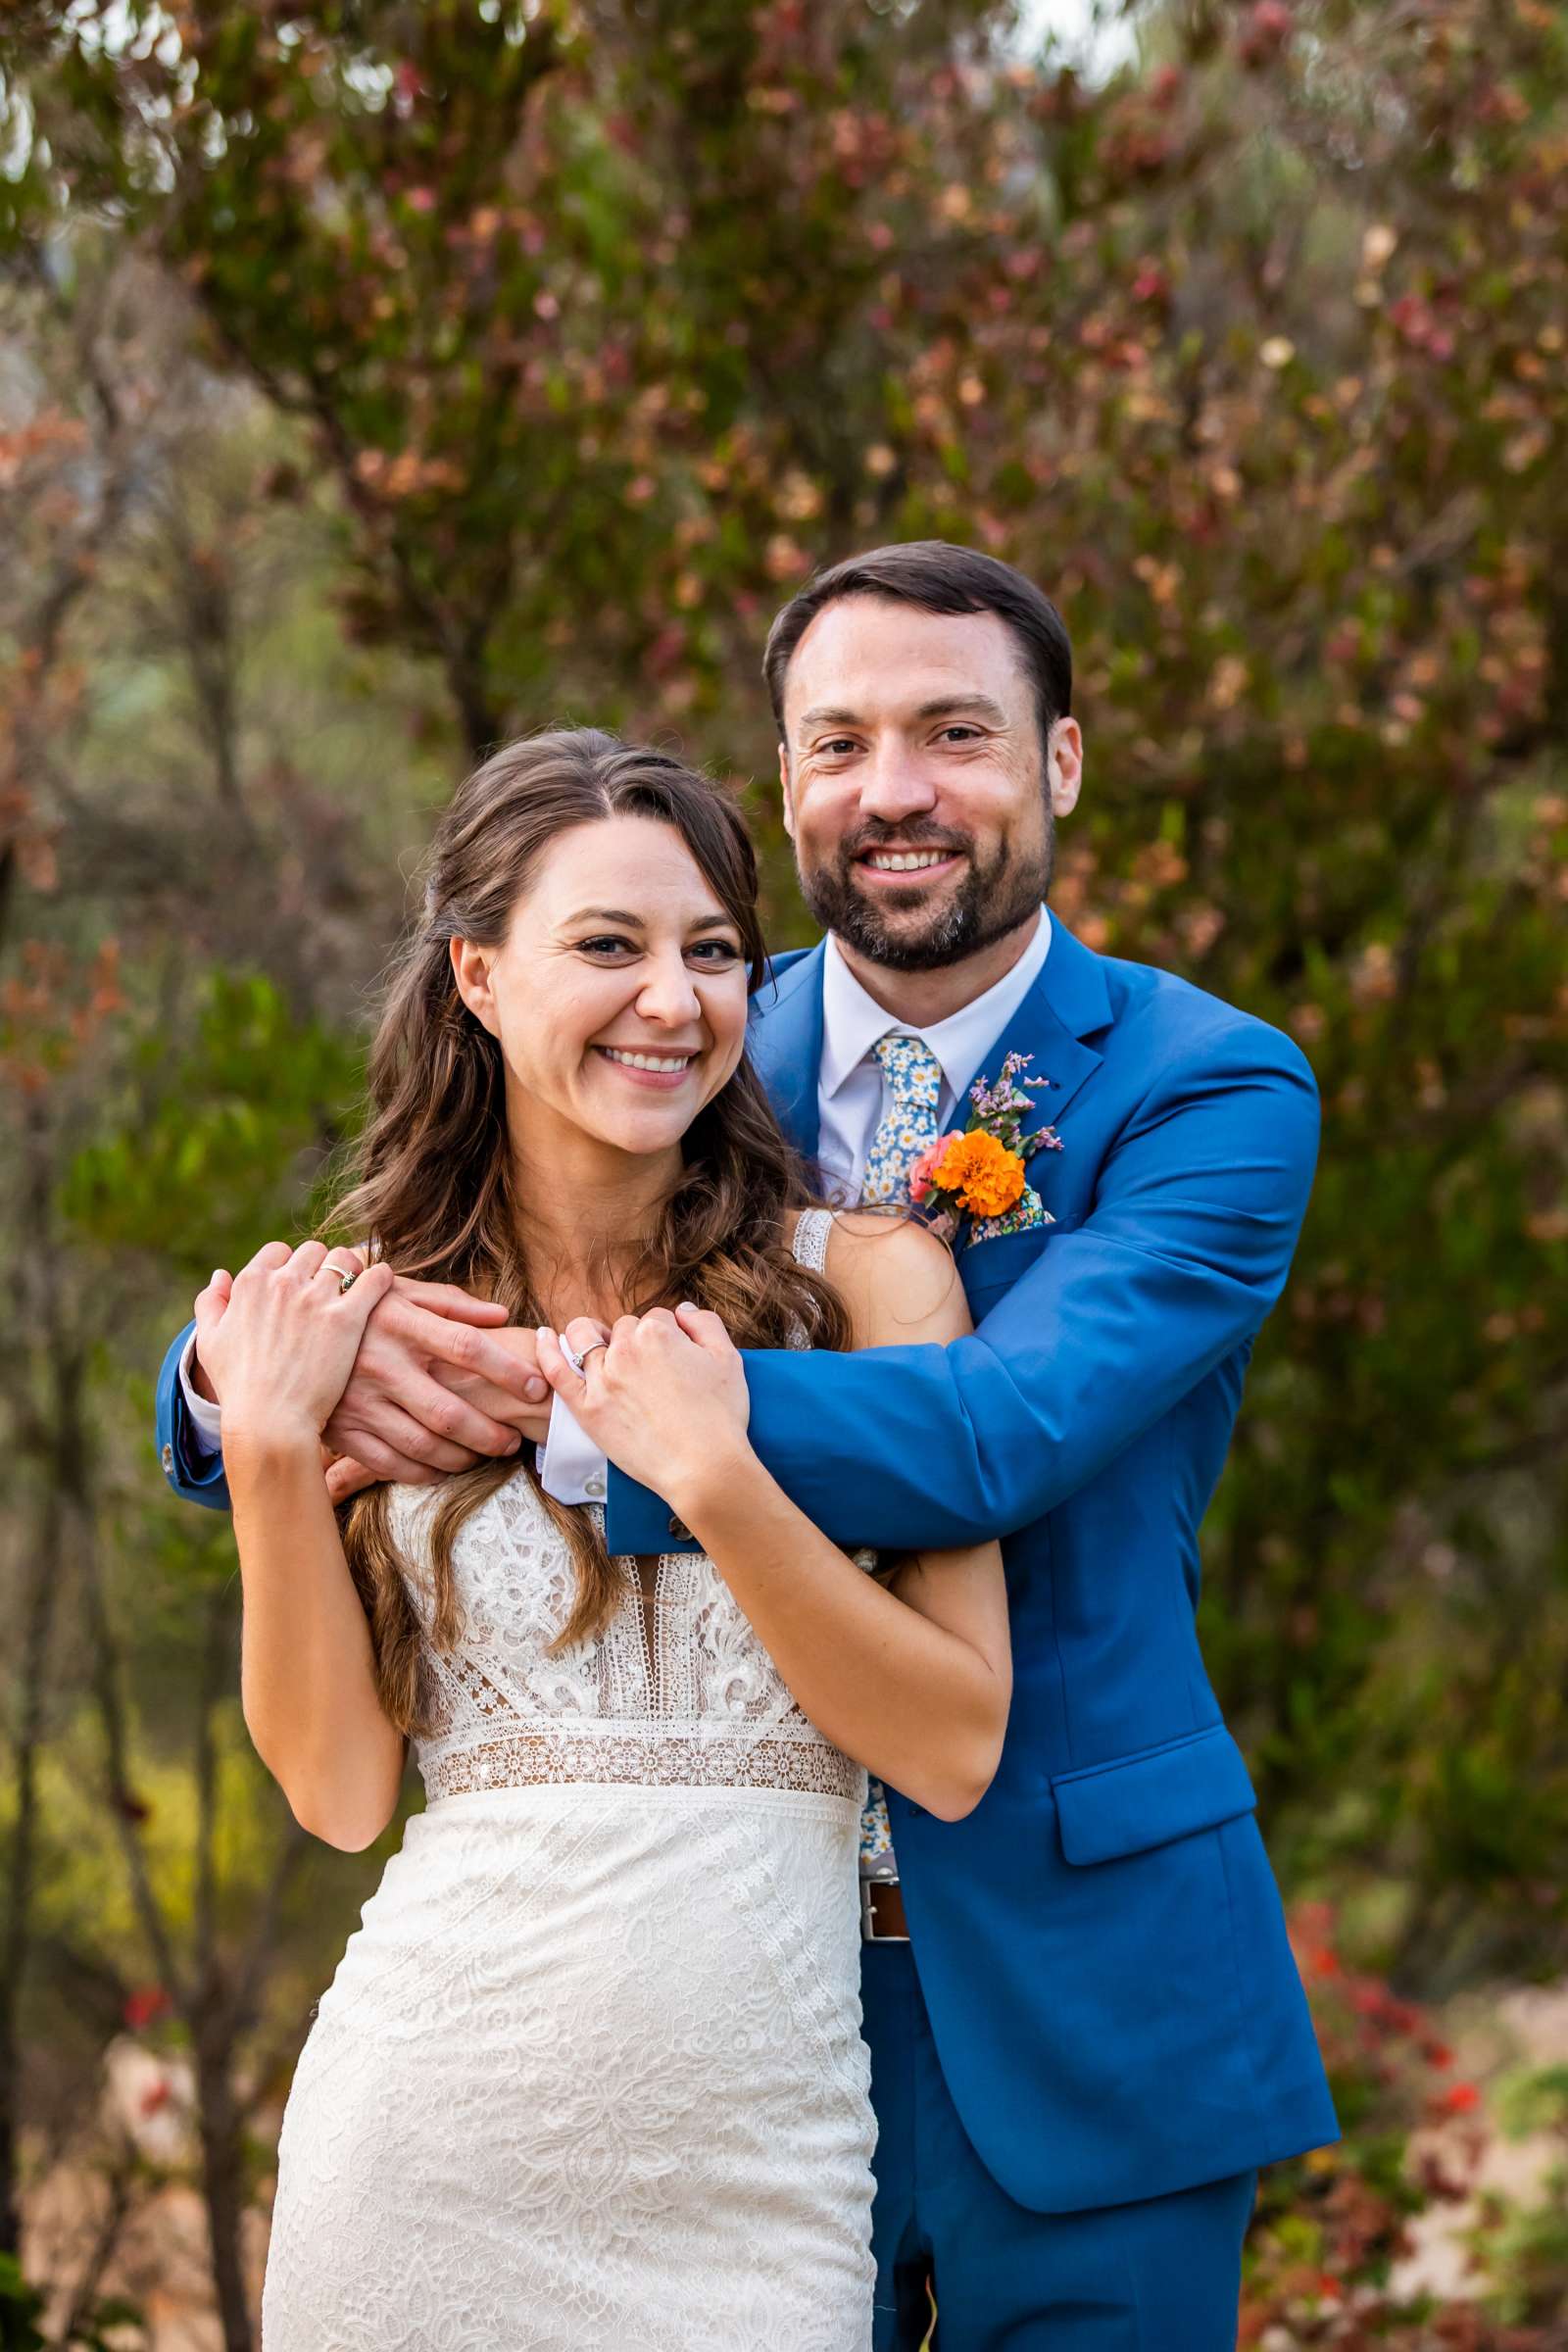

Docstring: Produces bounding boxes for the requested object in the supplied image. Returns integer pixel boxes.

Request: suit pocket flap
[1052,1725,1257,1867]
[958,1224,1056,1314]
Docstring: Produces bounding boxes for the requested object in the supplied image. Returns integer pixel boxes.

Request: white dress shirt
[813,906,1052,1202]
[178,911,1054,1502]
[177,1329,224,1452]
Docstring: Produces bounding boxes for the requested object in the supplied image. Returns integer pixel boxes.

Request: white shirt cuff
[536,1397,609,1506]
[177,1330,224,1456]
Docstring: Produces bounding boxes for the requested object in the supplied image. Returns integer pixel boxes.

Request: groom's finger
[324,1376,516,1469]
[394,1275,511,1327]
[323,1452,380,1506]
[389,1298,550,1402]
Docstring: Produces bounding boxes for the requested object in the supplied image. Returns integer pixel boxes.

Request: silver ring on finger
[321,1259,361,1294]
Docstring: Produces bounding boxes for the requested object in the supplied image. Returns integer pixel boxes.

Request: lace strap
[790,1205,833,1275]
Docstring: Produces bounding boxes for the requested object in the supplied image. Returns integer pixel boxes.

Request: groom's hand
[321,1263,555,1484]
[196,1251,554,1489]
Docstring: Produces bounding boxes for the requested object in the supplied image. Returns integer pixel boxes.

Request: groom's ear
[1046,717,1083,819]
[778,740,796,840]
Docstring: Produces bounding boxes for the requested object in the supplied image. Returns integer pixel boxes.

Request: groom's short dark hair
[762,541,1073,762]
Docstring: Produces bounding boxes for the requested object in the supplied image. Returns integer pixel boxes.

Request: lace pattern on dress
[421,1728,861,1803]
[400,1207,862,1809]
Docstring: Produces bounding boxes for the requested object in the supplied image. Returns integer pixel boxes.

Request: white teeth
[865,851,951,871]
[601,1048,693,1072]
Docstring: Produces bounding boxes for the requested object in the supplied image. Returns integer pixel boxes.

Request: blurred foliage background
[0,0,1564,2341]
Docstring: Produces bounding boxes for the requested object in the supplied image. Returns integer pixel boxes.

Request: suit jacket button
[667,1513,691,1542]
[161,1443,174,1475]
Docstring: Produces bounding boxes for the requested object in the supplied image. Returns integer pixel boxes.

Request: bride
[193,728,1008,2351]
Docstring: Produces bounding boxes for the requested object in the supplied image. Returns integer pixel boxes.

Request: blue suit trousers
[864,1943,1256,2350]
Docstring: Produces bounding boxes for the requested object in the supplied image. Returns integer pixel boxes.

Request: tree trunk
[0,1484,65,2255]
[194,2034,254,2352]
[0,1107,82,2254]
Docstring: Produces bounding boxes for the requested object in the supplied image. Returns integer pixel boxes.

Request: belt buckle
[860,1876,909,1944]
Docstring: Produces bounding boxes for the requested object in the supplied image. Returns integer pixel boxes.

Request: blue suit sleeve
[155,1318,233,1512]
[606,1022,1319,1552]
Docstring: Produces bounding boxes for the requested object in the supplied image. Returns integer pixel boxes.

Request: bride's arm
[195,1243,411,1851]
[536,1221,1010,1821]
[226,1430,410,1850]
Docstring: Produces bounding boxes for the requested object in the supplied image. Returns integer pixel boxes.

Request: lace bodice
[395,1209,863,1807]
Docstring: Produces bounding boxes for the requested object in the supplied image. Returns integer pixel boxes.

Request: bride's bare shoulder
[788,1205,969,1348]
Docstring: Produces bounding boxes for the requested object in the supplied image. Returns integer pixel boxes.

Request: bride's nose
[633,951,704,1030]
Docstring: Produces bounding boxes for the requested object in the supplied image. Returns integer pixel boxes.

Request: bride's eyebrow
[564,907,736,934]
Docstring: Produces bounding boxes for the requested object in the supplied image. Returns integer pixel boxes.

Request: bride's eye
[577,935,637,958]
[687,940,742,966]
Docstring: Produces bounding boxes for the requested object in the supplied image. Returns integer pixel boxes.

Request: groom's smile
[856,842,967,886]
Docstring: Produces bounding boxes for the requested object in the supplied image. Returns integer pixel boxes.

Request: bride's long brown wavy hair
[318,728,852,1737]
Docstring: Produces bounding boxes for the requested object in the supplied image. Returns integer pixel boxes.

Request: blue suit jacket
[156,916,1338,2211]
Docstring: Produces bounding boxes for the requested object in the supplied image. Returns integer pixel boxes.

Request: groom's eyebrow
[797,695,1011,732]
[911,694,1011,727]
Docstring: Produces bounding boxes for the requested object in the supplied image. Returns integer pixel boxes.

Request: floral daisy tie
[860,1032,943,1206]
[857,1031,944,1880]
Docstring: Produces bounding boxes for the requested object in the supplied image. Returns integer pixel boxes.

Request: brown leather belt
[860,1878,909,1943]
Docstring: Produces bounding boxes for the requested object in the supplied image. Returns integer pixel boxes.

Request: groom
[158,542,1338,2345]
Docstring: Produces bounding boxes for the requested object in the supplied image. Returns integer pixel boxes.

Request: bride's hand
[196,1240,396,1447]
[535,1304,750,1504]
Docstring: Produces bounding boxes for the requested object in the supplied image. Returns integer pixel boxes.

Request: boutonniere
[908,1052,1064,1245]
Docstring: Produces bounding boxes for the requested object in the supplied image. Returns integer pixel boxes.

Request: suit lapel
[748,942,826,1166]
[950,915,1113,1147]
[949,920,1113,1310]
[748,919,1112,1191]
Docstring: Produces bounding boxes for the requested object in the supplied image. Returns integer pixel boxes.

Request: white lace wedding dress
[261,1210,876,2352]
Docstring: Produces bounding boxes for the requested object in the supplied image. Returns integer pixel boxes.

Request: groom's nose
[857,738,939,826]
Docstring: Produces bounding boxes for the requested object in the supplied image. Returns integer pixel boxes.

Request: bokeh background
[1,2,1565,2342]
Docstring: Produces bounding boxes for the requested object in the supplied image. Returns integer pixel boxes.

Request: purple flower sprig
[964,1050,1063,1162]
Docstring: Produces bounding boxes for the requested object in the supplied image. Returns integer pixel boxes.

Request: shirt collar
[819,906,1053,1102]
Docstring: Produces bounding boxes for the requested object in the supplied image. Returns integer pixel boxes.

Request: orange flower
[932,1130,1027,1219]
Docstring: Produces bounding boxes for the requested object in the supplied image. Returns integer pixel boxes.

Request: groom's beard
[797,814,1054,973]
